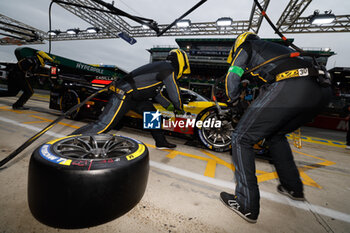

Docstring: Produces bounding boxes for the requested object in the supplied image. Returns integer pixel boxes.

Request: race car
[124,87,234,152]
[50,75,234,152]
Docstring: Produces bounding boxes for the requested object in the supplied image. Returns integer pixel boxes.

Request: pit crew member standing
[220,32,331,223]
[71,49,190,149]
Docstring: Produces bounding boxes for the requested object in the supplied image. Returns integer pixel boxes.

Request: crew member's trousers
[231,77,331,216]
[71,93,166,143]
[0,70,33,107]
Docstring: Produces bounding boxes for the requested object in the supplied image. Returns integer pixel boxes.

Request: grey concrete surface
[0,96,350,233]
[301,126,346,142]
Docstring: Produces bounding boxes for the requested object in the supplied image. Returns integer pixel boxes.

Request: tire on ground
[28,134,149,229]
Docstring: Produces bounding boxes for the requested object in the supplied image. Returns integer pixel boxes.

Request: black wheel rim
[62,90,79,118]
[53,135,137,159]
[200,112,234,148]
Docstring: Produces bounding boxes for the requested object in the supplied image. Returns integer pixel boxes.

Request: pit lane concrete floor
[0,94,350,233]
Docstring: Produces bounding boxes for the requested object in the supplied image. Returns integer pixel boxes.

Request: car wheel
[196,107,234,152]
[60,89,81,120]
[28,134,149,229]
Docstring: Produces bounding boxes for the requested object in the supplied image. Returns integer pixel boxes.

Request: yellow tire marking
[47,135,80,145]
[59,159,72,166]
[126,144,146,161]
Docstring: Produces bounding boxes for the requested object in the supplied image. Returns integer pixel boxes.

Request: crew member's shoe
[12,105,29,110]
[346,145,350,150]
[220,192,258,223]
[156,141,177,149]
[277,184,305,201]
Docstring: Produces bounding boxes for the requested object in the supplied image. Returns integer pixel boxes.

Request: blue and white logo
[143,110,161,129]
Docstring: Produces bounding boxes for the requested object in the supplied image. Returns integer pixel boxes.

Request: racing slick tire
[196,107,234,152]
[60,89,81,120]
[27,134,149,229]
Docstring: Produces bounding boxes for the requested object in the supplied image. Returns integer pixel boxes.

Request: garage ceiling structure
[0,0,350,45]
[0,13,46,45]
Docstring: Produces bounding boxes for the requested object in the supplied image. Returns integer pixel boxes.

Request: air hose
[251,0,331,86]
[253,0,304,53]
[0,86,109,168]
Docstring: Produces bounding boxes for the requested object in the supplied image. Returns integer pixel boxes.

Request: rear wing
[14,47,126,79]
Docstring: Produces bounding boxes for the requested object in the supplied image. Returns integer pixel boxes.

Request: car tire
[60,89,81,120]
[27,134,149,229]
[196,107,234,152]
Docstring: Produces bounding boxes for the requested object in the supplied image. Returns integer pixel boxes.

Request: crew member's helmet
[227,32,260,64]
[18,50,53,72]
[167,49,191,79]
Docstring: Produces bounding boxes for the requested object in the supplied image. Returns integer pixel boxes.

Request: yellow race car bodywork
[125,88,227,135]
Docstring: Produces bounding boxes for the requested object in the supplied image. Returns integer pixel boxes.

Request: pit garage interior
[1,0,350,232]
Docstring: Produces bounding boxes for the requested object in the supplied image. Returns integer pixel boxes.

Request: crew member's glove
[174,109,185,115]
[166,103,175,111]
[167,103,185,115]
[108,80,118,93]
[36,50,53,67]
[230,99,240,107]
[108,80,125,97]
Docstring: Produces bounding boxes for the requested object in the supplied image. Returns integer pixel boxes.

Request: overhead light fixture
[86,27,100,33]
[47,30,61,36]
[176,19,191,28]
[66,28,80,35]
[309,10,336,25]
[216,17,232,27]
[142,24,150,29]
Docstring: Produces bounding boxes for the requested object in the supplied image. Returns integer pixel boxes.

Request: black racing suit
[0,64,33,108]
[72,61,183,143]
[225,40,331,216]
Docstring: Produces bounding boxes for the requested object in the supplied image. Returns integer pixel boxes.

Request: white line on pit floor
[1,116,349,224]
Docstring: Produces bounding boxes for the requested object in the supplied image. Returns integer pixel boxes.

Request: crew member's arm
[162,73,183,110]
[225,45,250,103]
